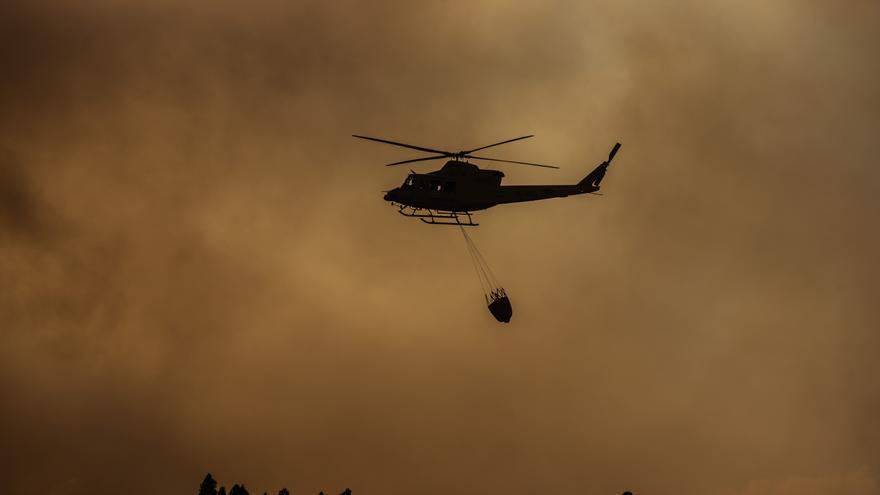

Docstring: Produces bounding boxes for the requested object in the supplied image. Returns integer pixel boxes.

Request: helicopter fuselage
[383,160,600,212]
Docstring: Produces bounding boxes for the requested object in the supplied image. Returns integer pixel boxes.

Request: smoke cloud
[2,1,878,494]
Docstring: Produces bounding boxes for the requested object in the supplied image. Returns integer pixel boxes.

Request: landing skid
[393,203,478,226]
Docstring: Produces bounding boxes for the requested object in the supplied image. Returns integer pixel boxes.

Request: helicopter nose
[383,188,398,201]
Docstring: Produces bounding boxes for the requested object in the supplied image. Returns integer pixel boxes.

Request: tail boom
[492,142,621,206]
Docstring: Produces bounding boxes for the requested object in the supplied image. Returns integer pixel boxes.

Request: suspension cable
[459,225,501,299]
[460,226,489,295]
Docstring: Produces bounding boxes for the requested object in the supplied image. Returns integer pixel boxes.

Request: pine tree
[230,484,250,495]
[219,487,227,495]
[199,474,219,495]
[278,489,290,495]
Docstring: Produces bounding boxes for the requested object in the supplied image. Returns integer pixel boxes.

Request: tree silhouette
[230,484,250,495]
[198,473,345,495]
[199,474,218,495]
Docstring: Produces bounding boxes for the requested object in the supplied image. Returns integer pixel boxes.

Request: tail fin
[578,142,621,190]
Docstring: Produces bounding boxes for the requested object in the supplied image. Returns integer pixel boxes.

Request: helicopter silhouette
[354,134,621,226]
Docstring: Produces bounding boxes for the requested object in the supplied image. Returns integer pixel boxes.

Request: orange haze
[2,1,878,494]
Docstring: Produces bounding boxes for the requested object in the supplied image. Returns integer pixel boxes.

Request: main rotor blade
[461,134,534,154]
[352,134,451,155]
[466,155,560,169]
[385,155,447,167]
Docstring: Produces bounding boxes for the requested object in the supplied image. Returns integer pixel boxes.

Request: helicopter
[354,134,621,226]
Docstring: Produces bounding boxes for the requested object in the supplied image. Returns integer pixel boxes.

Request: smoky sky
[2,1,879,494]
